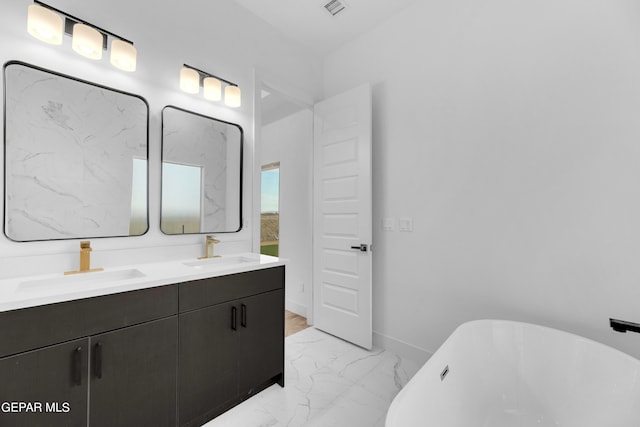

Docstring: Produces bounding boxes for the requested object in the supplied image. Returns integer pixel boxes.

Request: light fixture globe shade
[180,67,200,94]
[203,77,222,101]
[224,85,241,108]
[27,4,63,45]
[110,40,137,72]
[72,23,103,60]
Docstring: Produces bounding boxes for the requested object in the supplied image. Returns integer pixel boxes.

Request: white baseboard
[285,299,307,317]
[373,331,432,365]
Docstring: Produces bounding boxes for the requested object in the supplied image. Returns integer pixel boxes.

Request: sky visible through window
[261,167,279,213]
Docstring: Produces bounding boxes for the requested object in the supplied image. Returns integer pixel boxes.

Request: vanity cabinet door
[89,316,178,427]
[178,301,239,427]
[0,338,89,427]
[238,289,285,395]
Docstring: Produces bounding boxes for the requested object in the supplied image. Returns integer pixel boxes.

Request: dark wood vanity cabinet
[178,266,285,427]
[0,318,178,427]
[0,285,178,427]
[0,265,284,427]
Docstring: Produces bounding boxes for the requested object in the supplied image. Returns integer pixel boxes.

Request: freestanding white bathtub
[386,320,640,427]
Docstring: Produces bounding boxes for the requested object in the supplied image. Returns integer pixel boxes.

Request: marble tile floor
[202,327,422,427]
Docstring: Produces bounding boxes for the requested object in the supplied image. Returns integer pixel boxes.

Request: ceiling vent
[324,0,348,16]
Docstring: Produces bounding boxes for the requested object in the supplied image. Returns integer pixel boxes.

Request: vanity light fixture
[72,23,103,60]
[26,1,137,72]
[110,39,137,72]
[180,64,241,108]
[203,77,222,101]
[27,3,63,44]
[224,85,242,108]
[180,66,200,94]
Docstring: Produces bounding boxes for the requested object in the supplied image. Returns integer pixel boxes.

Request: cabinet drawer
[179,266,284,313]
[0,284,177,358]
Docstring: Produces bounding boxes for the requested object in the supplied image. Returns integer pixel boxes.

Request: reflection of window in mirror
[161,162,203,234]
[4,62,150,241]
[130,158,148,235]
[261,163,280,256]
[160,106,243,234]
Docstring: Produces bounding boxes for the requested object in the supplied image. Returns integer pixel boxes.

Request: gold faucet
[65,241,104,275]
[199,235,221,259]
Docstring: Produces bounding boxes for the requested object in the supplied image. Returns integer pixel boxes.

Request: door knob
[350,244,368,252]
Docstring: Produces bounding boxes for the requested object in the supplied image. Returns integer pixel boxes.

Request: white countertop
[0,253,285,312]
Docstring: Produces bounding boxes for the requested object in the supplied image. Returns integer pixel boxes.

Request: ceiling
[233,0,417,57]
[235,0,418,125]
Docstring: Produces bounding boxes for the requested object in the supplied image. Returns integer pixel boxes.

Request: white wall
[0,0,321,279]
[324,0,640,360]
[261,109,314,316]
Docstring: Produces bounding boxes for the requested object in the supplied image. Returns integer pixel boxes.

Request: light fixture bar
[183,64,238,87]
[34,0,133,46]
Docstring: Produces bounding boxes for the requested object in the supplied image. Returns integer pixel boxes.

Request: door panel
[313,84,373,349]
[178,303,238,426]
[238,289,285,394]
[89,317,177,427]
[0,338,88,427]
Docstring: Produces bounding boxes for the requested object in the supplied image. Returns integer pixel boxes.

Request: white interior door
[313,84,372,349]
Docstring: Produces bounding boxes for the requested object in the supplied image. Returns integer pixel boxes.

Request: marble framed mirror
[161,106,242,234]
[3,61,149,242]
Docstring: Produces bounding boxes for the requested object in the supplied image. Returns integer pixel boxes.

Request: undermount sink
[18,269,146,292]
[183,255,259,269]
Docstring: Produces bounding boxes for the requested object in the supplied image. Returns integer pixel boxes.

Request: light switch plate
[399,217,413,232]
[382,218,395,231]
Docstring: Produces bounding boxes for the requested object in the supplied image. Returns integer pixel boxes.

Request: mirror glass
[4,62,149,242]
[161,106,242,234]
